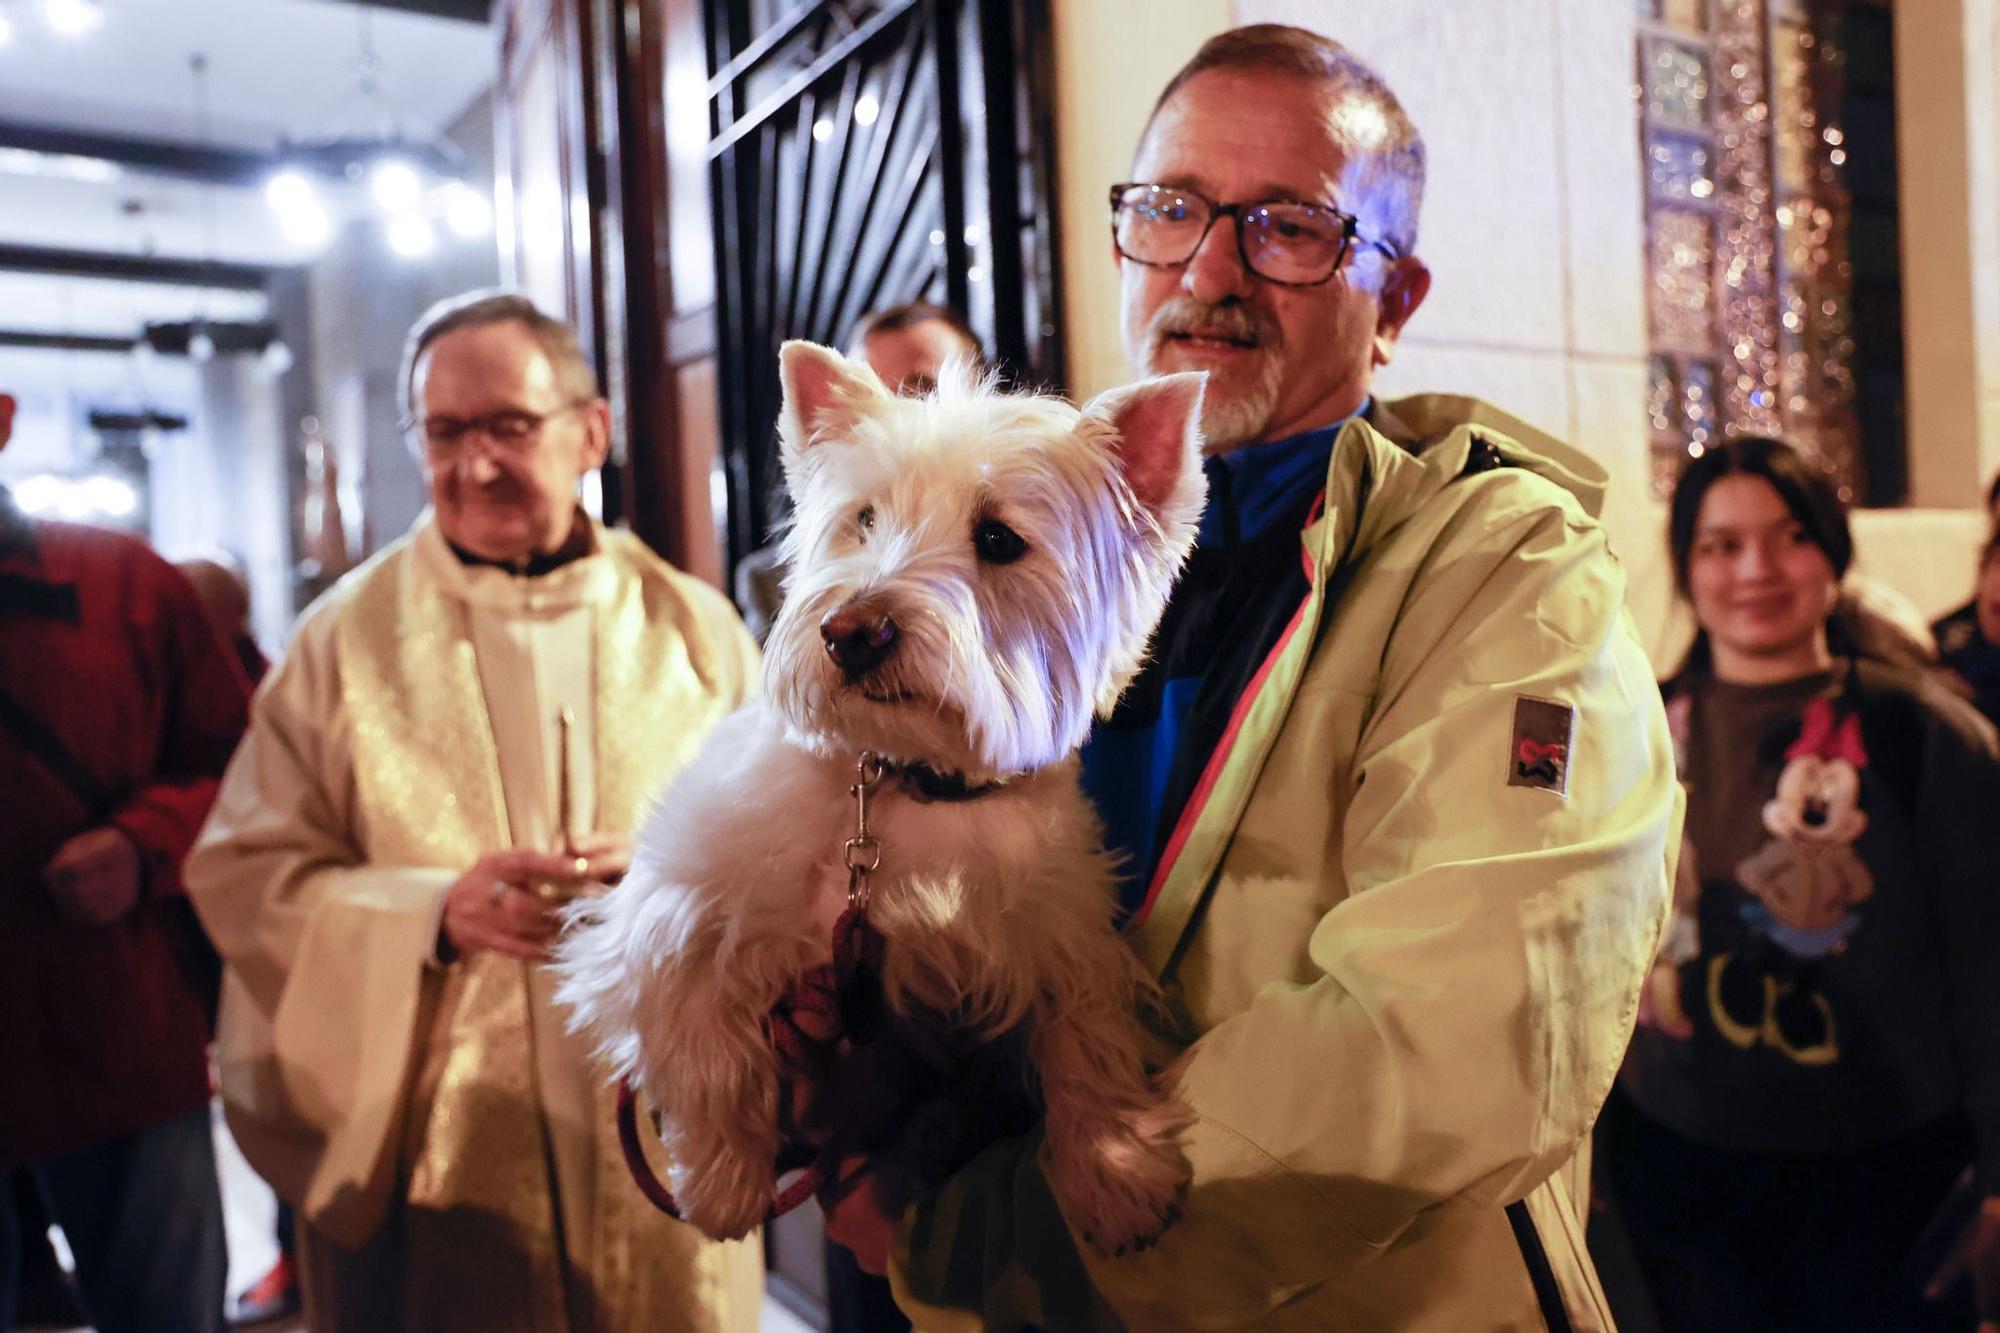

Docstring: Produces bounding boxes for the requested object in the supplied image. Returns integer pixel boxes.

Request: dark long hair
[1666,437,1855,682]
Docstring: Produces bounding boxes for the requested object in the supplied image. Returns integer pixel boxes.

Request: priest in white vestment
[188,291,764,1332]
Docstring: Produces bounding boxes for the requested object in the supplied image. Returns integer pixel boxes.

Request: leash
[617,751,889,1222]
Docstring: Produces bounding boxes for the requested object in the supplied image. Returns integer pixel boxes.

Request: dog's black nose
[821,607,899,680]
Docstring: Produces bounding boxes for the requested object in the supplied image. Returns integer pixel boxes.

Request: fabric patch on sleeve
[1509,695,1575,795]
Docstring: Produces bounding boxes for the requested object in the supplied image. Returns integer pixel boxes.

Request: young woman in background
[1600,437,2000,1333]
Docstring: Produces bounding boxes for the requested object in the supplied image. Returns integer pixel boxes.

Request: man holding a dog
[186,292,764,1331]
[851,24,1680,1329]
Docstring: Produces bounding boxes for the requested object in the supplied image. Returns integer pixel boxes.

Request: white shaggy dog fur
[555,341,1206,1252]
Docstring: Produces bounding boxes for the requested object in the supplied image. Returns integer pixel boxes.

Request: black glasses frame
[401,402,592,456]
[1107,182,1400,287]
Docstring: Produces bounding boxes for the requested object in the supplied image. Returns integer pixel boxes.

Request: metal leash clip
[844,750,886,911]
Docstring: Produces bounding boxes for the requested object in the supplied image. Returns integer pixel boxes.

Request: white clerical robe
[188,515,764,1333]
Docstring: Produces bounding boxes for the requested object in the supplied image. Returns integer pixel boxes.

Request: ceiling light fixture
[43,0,103,37]
[14,474,137,521]
[260,3,492,255]
[370,157,422,212]
[281,204,332,248]
[444,182,492,238]
[188,53,223,360]
[0,147,121,183]
[386,213,434,258]
[266,169,333,250]
[0,14,14,45]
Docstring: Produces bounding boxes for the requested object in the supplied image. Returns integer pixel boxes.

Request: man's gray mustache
[1149,301,1279,348]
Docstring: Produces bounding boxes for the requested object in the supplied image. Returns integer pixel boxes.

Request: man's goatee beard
[1144,295,1285,452]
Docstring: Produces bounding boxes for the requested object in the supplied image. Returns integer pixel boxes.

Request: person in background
[0,390,252,1333]
[1933,506,2000,728]
[1603,437,2000,1332]
[175,553,269,687]
[846,300,984,396]
[171,554,292,1326]
[734,301,985,642]
[185,292,764,1332]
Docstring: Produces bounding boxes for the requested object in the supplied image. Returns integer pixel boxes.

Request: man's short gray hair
[1140,24,1427,261]
[399,289,599,416]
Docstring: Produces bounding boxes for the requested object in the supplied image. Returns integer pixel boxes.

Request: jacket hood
[1370,393,1609,520]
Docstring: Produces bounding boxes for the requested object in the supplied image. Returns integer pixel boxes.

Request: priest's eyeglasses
[404,402,588,457]
[1109,182,1399,287]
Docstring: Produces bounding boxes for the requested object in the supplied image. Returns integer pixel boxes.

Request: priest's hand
[440,847,602,961]
[564,831,632,886]
[43,826,144,925]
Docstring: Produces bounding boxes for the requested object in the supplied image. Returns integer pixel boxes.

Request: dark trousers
[3,1106,227,1333]
[1597,1088,1974,1333]
[0,1173,21,1332]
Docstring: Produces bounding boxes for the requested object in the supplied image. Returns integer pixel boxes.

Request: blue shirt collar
[1197,398,1369,547]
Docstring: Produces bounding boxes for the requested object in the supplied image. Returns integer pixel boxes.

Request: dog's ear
[1081,371,1207,525]
[778,341,891,466]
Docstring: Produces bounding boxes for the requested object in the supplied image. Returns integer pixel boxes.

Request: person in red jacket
[0,390,252,1333]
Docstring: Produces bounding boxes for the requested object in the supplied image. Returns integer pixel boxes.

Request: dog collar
[884,760,1008,804]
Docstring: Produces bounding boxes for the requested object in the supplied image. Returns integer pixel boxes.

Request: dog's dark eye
[857,505,875,535]
[973,518,1027,565]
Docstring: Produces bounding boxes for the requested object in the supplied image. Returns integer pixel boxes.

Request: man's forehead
[869,320,972,357]
[419,322,560,402]
[1696,509,1798,534]
[1134,71,1354,196]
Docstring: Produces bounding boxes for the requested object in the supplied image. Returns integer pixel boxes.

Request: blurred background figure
[176,552,270,687]
[844,301,984,397]
[1,389,252,1333]
[733,303,985,645]
[177,551,300,1330]
[176,548,288,1328]
[1932,474,2000,727]
[1598,437,2000,1333]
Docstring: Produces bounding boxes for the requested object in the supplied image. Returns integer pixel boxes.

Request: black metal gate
[705,0,1064,563]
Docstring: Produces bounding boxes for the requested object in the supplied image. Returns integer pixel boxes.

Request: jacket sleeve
[101,548,248,904]
[109,554,251,902]
[895,492,1681,1329]
[1912,703,2000,1193]
[185,607,454,1243]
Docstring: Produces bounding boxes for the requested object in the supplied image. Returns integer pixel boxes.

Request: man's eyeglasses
[403,403,589,457]
[1108,182,1399,287]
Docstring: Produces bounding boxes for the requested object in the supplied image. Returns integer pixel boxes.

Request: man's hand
[43,826,144,925]
[440,845,620,961]
[823,1155,896,1276]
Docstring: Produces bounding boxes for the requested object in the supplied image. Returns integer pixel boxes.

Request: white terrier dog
[555,341,1206,1253]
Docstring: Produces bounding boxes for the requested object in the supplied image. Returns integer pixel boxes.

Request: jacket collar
[1129,393,1597,976]
[1362,395,1423,451]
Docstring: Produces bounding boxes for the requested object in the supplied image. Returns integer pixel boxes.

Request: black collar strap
[886,760,1009,804]
[446,508,596,578]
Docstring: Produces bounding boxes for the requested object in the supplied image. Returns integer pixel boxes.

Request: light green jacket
[891,395,1682,1331]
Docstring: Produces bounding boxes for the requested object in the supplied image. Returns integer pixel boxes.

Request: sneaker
[228,1252,301,1327]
